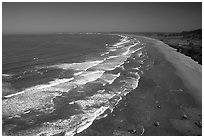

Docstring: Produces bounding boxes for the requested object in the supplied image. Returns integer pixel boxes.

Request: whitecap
[74,71,83,76]
[137,51,143,57]
[92,56,127,71]
[100,73,120,84]
[106,55,119,60]
[97,89,105,93]
[132,66,141,70]
[69,101,75,105]
[2,74,13,79]
[3,70,105,118]
[45,60,104,71]
[122,42,140,56]
[3,34,144,136]
[24,110,31,114]
[2,74,13,77]
[4,77,75,98]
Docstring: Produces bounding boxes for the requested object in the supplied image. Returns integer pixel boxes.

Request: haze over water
[3,2,202,34]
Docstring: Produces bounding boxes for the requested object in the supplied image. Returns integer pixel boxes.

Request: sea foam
[3,34,145,136]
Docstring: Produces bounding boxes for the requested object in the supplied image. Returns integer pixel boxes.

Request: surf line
[4,77,74,98]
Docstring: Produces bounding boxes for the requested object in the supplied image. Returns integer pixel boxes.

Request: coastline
[2,33,202,136]
[77,34,202,136]
[141,36,202,105]
[2,33,144,136]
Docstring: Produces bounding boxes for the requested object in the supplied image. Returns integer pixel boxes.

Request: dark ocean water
[2,33,147,135]
[3,33,120,91]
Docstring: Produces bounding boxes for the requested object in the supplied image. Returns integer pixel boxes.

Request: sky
[2,2,202,34]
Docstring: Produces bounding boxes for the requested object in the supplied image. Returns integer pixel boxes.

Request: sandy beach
[2,2,202,136]
[2,34,201,136]
[77,35,202,136]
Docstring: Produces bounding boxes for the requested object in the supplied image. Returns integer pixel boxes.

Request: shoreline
[140,36,202,106]
[3,33,143,136]
[2,34,201,136]
[77,34,202,136]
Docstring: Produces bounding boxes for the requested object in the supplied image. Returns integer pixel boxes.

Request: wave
[45,60,104,71]
[35,106,110,136]
[2,70,105,117]
[137,51,143,58]
[3,73,13,78]
[73,71,83,76]
[4,77,74,98]
[38,74,140,136]
[3,34,146,136]
[113,36,130,47]
[15,72,141,136]
[97,89,106,93]
[100,73,121,85]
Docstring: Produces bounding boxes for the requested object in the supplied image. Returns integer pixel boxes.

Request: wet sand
[76,35,202,136]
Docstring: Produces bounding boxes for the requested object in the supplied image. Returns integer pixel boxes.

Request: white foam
[115,96,122,106]
[97,89,105,93]
[123,42,139,56]
[4,91,25,98]
[74,71,105,85]
[75,93,111,109]
[4,77,74,98]
[129,71,140,77]
[3,34,144,135]
[92,56,127,71]
[108,49,116,52]
[100,73,120,84]
[118,75,140,95]
[100,53,105,56]
[120,65,125,70]
[24,110,30,114]
[132,66,141,70]
[131,46,144,54]
[96,114,108,120]
[50,71,105,93]
[138,51,143,57]
[67,106,109,136]
[2,74,13,77]
[3,70,106,118]
[106,55,119,60]
[127,77,140,89]
[74,71,83,76]
[70,106,109,135]
[69,101,75,105]
[3,90,62,118]
[101,51,110,56]
[32,93,114,136]
[37,78,75,90]
[47,60,104,71]
[113,40,130,46]
[112,35,130,47]
[7,75,141,136]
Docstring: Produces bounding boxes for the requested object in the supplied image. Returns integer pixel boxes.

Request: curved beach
[3,2,202,136]
[2,34,201,136]
[141,35,202,105]
[77,35,202,136]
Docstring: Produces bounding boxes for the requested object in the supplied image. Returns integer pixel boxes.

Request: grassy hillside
[114,29,202,64]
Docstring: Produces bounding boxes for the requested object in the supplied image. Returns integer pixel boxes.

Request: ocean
[2,33,147,135]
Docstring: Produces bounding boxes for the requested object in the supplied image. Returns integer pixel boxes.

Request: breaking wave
[2,34,146,136]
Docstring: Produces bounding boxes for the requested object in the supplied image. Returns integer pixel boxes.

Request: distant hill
[181,29,202,39]
[181,29,202,35]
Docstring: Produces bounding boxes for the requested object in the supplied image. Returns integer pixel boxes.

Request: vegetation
[116,29,202,65]
[160,29,202,65]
